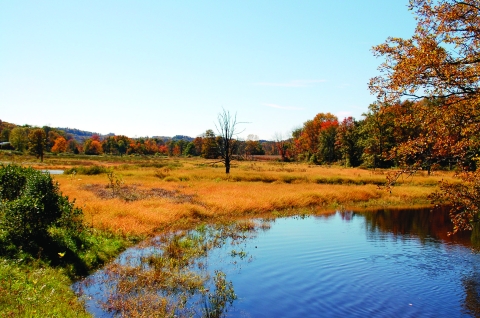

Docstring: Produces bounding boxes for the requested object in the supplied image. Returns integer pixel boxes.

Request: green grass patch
[64,165,110,175]
[0,259,90,317]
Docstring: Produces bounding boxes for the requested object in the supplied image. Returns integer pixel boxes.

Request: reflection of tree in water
[313,211,337,221]
[462,272,480,317]
[471,225,480,251]
[339,210,355,221]
[362,207,472,247]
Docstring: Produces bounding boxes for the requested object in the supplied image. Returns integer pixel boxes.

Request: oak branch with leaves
[370,0,480,233]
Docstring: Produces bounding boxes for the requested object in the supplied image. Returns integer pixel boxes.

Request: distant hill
[57,127,115,142]
[59,128,194,143]
[2,120,195,144]
[153,135,194,142]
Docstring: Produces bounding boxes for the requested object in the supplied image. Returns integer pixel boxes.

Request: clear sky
[1,1,417,140]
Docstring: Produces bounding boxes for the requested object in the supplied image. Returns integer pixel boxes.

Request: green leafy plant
[64,165,110,175]
[0,165,63,246]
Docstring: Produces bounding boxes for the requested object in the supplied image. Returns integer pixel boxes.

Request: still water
[74,209,480,317]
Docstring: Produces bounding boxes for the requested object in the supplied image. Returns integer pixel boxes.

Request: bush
[0,164,81,249]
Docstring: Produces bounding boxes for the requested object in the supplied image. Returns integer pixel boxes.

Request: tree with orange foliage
[370,0,480,233]
[370,0,480,161]
[51,136,67,153]
[46,130,62,152]
[193,137,203,155]
[293,113,338,163]
[144,139,159,155]
[173,144,181,156]
[158,144,168,155]
[84,138,103,155]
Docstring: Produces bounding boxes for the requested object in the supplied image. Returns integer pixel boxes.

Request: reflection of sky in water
[74,209,480,317]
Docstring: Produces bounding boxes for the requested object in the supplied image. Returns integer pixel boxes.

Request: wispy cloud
[253,79,326,87]
[262,103,304,110]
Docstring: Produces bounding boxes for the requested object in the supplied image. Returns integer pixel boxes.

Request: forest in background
[1,97,474,174]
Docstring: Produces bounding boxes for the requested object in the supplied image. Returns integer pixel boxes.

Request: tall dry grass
[51,157,455,236]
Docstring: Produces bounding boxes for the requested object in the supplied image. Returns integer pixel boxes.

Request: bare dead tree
[215,109,244,174]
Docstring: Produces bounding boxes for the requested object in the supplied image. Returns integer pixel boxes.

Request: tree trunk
[225,160,230,174]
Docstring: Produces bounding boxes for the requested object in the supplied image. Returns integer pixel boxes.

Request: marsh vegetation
[0,153,467,316]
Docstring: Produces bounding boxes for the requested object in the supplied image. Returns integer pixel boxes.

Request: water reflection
[362,207,472,246]
[74,208,480,317]
[463,272,480,317]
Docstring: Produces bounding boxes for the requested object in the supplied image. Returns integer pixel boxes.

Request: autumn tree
[28,128,46,162]
[116,135,131,156]
[51,136,67,153]
[9,127,29,152]
[244,135,263,160]
[193,137,203,156]
[215,109,243,174]
[67,139,80,154]
[360,103,396,168]
[84,138,103,155]
[370,0,480,233]
[144,139,159,155]
[102,136,117,154]
[335,117,363,167]
[166,140,175,157]
[0,120,15,142]
[201,129,218,159]
[370,0,480,162]
[317,119,339,164]
[158,144,168,155]
[293,113,339,163]
[47,130,64,152]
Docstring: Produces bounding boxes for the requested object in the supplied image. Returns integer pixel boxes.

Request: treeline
[286,98,478,172]
[2,97,476,172]
[0,122,265,160]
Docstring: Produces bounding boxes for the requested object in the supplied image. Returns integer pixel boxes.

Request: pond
[41,169,64,175]
[73,208,480,317]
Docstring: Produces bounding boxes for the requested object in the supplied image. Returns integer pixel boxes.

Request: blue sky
[0,1,417,140]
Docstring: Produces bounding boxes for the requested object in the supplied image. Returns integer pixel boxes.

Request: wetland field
[0,152,471,317]
[12,153,454,235]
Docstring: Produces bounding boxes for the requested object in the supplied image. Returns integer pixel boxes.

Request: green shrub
[0,164,28,201]
[0,164,81,250]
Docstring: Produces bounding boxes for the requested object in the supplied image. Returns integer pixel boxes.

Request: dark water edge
[73,207,480,317]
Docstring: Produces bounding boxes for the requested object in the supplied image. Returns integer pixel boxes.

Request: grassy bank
[0,228,134,317]
[0,163,139,317]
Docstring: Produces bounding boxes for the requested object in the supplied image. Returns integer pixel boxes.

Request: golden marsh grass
[35,156,457,236]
